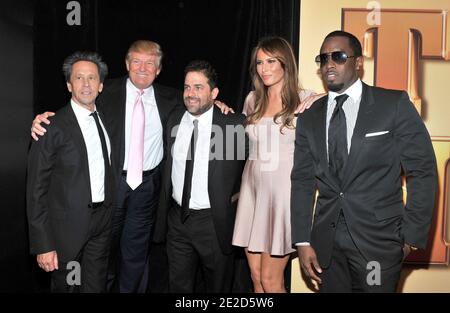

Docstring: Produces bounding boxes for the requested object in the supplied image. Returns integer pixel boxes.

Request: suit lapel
[100,78,127,170]
[342,83,375,189]
[208,107,221,186]
[117,80,127,170]
[154,84,170,125]
[64,104,92,196]
[166,108,186,196]
[313,96,341,190]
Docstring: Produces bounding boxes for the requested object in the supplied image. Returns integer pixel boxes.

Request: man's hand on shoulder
[31,112,55,141]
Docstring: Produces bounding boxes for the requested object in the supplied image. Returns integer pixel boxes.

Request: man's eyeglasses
[315,51,355,67]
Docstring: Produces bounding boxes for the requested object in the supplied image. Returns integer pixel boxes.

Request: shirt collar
[186,104,214,126]
[328,78,362,104]
[126,78,155,105]
[71,99,96,121]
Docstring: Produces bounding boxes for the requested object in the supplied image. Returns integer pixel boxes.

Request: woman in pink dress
[232,37,317,293]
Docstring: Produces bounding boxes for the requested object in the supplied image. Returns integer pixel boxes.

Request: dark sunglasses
[315,51,355,66]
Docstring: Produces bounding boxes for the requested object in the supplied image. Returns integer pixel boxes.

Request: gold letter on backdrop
[343,9,449,114]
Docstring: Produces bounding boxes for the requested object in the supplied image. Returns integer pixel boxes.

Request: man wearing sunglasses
[291,30,437,292]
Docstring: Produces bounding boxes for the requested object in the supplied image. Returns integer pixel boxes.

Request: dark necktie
[91,111,111,192]
[181,119,199,223]
[328,94,349,183]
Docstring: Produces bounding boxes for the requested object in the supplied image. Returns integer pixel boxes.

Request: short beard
[192,103,212,116]
[327,82,345,92]
[186,100,213,116]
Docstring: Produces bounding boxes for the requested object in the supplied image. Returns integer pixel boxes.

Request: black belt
[92,201,104,209]
[122,166,159,177]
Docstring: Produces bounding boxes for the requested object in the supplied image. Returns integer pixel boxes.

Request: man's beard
[327,82,344,92]
[185,97,213,116]
[192,103,212,116]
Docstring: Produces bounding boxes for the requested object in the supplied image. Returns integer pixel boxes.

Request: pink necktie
[127,90,145,190]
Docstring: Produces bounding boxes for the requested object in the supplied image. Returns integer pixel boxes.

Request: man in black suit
[291,31,437,292]
[153,60,247,292]
[98,41,183,293]
[27,51,114,292]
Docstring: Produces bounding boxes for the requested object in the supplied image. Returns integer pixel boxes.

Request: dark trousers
[167,204,234,293]
[51,204,112,293]
[107,167,161,293]
[320,213,403,293]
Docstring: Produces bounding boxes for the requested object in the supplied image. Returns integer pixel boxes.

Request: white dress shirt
[123,79,163,171]
[296,79,363,247]
[71,100,111,203]
[171,106,213,210]
[326,79,363,155]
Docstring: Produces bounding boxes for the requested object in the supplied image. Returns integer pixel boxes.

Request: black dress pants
[320,212,403,293]
[107,167,161,293]
[51,204,112,293]
[166,204,234,293]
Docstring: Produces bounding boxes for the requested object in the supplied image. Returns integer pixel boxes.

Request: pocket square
[365,131,390,137]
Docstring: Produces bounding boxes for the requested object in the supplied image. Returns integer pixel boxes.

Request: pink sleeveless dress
[232,90,315,256]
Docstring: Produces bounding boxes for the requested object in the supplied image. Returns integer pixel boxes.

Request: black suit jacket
[153,106,248,254]
[27,104,115,262]
[291,83,437,269]
[97,77,184,183]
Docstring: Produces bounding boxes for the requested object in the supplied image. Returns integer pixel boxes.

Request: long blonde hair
[247,37,301,131]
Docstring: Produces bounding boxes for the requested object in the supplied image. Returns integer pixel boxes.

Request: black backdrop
[1,0,300,292]
[0,0,34,292]
[34,0,300,113]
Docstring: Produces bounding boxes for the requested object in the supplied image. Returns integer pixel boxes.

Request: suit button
[88,204,92,208]
[339,192,344,198]
[331,222,336,228]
